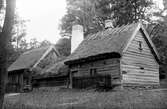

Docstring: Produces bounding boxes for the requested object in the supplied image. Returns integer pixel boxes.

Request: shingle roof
[8,46,50,72]
[65,23,139,64]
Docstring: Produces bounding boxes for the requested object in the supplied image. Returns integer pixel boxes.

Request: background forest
[6,0,167,80]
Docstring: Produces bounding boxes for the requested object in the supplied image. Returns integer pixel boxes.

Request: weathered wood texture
[6,70,32,93]
[70,58,121,88]
[7,73,23,93]
[72,75,111,89]
[33,76,68,88]
[121,30,159,85]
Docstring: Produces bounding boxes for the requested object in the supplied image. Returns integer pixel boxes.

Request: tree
[7,12,28,66]
[39,40,52,47]
[146,0,167,78]
[11,12,27,50]
[29,38,40,49]
[0,0,16,108]
[60,0,153,36]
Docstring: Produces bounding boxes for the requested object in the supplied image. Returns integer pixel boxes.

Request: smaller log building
[33,57,69,88]
[7,45,60,92]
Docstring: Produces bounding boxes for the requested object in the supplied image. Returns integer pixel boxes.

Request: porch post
[69,71,73,88]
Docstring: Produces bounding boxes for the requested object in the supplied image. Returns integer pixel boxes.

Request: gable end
[123,23,160,64]
[32,45,60,68]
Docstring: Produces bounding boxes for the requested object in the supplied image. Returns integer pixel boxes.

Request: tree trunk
[0,46,7,109]
[0,0,15,109]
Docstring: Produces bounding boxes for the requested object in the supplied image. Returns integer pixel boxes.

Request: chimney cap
[105,19,114,29]
[60,32,71,38]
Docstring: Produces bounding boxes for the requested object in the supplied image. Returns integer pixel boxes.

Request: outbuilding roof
[33,56,69,79]
[8,45,60,72]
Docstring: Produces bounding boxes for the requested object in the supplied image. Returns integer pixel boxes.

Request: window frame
[138,41,143,51]
[90,68,97,76]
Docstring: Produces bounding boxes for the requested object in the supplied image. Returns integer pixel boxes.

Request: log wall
[6,72,23,93]
[70,58,121,88]
[121,30,159,85]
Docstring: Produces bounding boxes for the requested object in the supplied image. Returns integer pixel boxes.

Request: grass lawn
[4,87,167,109]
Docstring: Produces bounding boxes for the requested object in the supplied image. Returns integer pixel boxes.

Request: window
[139,67,145,73]
[138,41,143,51]
[90,68,97,76]
[140,67,144,70]
[71,70,78,77]
[122,71,127,74]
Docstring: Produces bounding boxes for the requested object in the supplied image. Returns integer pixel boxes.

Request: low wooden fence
[72,75,111,89]
[33,76,68,88]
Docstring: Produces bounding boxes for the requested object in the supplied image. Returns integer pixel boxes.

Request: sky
[16,0,67,43]
[16,0,163,44]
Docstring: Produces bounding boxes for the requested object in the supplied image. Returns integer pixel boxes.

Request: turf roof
[8,46,50,72]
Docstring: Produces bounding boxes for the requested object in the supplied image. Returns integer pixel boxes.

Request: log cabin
[64,21,160,89]
[7,45,60,92]
[7,36,71,92]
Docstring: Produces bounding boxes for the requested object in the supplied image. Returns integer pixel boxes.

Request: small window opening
[138,41,143,51]
[71,70,78,76]
[90,68,97,76]
[113,77,119,79]
[103,61,106,65]
[140,67,144,70]
[122,71,127,74]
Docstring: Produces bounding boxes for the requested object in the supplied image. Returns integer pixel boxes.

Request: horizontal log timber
[123,73,158,78]
[122,56,157,64]
[121,65,158,72]
[128,42,151,51]
[121,69,159,76]
[126,47,153,56]
[124,50,156,60]
[122,60,158,68]
[122,79,159,84]
[123,76,159,82]
[123,80,159,85]
[123,78,159,83]
[79,63,119,69]
[123,74,159,81]
[122,55,157,65]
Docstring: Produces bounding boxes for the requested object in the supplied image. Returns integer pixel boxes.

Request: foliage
[11,12,28,50]
[60,0,153,36]
[39,40,52,47]
[56,38,71,56]
[146,0,167,78]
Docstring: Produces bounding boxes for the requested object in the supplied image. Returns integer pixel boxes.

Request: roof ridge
[23,45,50,55]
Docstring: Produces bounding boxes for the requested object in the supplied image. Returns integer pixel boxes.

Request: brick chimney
[71,24,84,53]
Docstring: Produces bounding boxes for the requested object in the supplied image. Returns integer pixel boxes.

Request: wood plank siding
[7,72,24,92]
[70,58,121,88]
[121,30,159,85]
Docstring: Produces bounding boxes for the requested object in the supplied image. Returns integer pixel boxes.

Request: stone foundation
[122,84,160,90]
